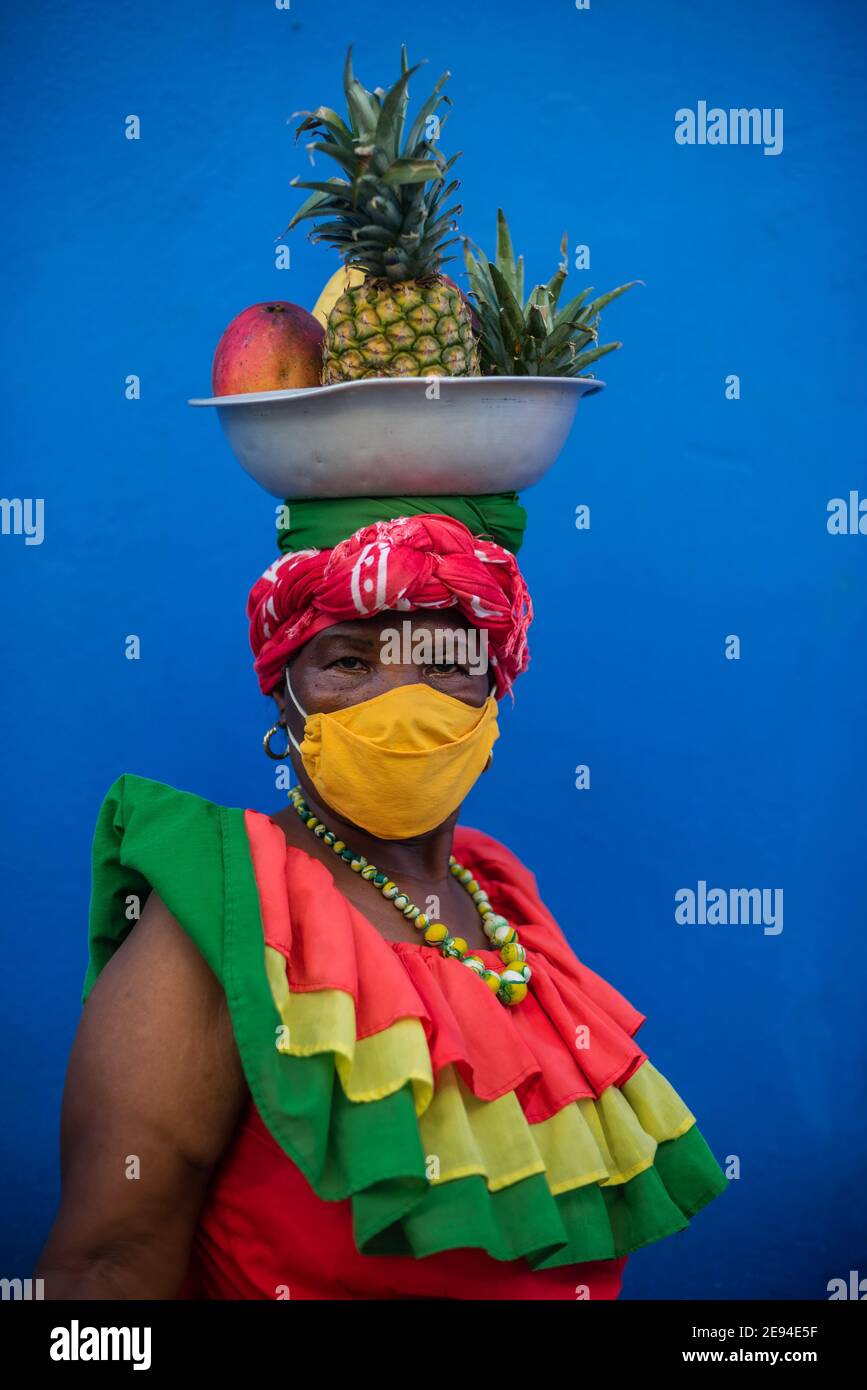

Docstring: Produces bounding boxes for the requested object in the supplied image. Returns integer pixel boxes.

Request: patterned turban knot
[246,513,533,700]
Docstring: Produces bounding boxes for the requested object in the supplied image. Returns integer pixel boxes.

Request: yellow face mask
[283,671,499,840]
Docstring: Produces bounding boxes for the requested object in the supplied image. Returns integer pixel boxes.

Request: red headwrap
[247,514,532,699]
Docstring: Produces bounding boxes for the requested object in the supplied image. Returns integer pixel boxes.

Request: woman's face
[272,608,493,739]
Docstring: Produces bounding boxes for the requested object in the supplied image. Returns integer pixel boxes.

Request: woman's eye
[330,656,366,670]
[429,662,468,675]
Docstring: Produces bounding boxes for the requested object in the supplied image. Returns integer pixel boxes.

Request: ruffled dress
[83,774,728,1300]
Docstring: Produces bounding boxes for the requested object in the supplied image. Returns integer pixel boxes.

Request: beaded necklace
[287,785,531,1006]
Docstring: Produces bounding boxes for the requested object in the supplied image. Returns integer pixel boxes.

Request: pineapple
[464,209,640,377]
[284,48,480,382]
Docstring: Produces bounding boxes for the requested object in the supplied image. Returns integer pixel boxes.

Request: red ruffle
[245,811,648,1125]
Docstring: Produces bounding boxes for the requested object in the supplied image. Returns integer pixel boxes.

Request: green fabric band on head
[276,493,527,556]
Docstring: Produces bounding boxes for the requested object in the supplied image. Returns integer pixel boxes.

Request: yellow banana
[312,265,365,327]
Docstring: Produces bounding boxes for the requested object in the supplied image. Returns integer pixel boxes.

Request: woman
[35,505,727,1299]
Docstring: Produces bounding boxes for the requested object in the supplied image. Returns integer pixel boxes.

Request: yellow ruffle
[265,947,434,1110]
[264,947,696,1199]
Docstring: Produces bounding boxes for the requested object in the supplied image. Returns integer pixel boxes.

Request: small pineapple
[464,209,640,377]
[284,48,480,382]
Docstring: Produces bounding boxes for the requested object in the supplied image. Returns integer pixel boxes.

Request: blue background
[2,0,865,1299]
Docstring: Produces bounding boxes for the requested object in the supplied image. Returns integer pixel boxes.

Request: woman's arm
[35,890,249,1298]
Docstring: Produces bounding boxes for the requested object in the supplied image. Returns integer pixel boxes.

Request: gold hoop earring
[263,721,291,761]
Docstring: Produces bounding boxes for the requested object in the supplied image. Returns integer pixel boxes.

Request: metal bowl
[188,375,605,498]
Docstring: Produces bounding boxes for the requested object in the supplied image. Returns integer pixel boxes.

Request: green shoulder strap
[81,772,427,1206]
[83,772,230,1000]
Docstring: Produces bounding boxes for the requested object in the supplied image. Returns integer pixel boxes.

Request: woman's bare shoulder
[75,888,248,1170]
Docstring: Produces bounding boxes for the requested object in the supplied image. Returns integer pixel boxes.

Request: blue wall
[2,0,865,1298]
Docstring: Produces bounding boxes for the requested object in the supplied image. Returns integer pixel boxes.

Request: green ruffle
[358,1126,727,1267]
[85,773,727,1268]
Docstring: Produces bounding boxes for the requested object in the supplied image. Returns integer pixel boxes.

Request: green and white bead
[500,941,526,964]
[463,955,487,976]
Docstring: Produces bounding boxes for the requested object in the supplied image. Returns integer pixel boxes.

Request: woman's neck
[277,782,459,891]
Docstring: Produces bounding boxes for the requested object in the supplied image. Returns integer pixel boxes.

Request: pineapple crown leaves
[280,47,464,282]
[463,208,643,377]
